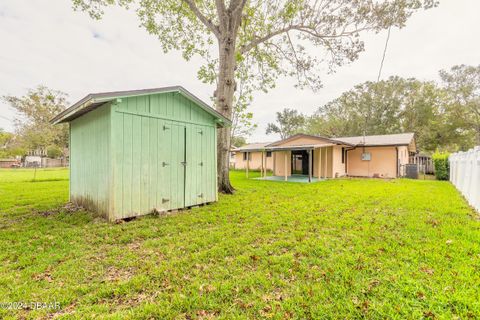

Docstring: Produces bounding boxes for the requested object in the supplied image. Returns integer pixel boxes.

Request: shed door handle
[181,161,187,166]
[162,198,169,203]
[162,162,169,167]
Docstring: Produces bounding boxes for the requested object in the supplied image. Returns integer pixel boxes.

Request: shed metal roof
[50,86,231,127]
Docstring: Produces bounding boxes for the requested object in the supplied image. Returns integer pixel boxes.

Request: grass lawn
[0,168,479,319]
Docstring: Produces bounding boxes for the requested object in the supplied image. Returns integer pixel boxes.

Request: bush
[432,152,450,180]
[47,145,63,159]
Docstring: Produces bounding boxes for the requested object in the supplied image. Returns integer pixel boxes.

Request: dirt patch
[38,202,84,216]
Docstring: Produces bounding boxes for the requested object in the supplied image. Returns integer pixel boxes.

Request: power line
[377,26,392,82]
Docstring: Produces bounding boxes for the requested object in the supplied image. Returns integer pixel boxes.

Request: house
[51,86,230,221]
[231,142,274,171]
[232,133,416,180]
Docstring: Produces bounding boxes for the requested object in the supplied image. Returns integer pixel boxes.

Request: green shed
[51,86,230,221]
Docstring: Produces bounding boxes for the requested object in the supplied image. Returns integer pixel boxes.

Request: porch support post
[284,152,288,181]
[246,152,249,178]
[308,149,312,183]
[324,147,328,178]
[273,151,276,177]
[261,151,265,178]
[319,147,323,179]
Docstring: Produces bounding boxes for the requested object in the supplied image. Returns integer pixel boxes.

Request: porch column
[324,147,328,178]
[273,151,276,176]
[325,147,328,178]
[246,152,249,178]
[261,151,265,178]
[319,148,323,179]
[284,152,288,181]
[308,149,312,183]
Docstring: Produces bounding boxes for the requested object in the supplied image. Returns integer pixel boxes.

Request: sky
[0,0,479,142]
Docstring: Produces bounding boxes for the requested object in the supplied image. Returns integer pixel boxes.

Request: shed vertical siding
[70,104,111,216]
[110,92,218,220]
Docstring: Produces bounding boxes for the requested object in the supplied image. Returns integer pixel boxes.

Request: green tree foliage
[432,152,450,180]
[2,86,69,156]
[440,64,480,146]
[72,0,434,193]
[306,76,473,153]
[231,136,247,148]
[266,108,306,139]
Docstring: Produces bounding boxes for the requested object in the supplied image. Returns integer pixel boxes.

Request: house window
[266,151,272,157]
[341,147,345,164]
[243,152,248,161]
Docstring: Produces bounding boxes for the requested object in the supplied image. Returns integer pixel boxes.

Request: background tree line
[266,64,480,153]
[1,86,69,159]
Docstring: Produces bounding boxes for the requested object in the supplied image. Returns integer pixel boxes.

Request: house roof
[266,133,352,147]
[50,86,231,127]
[232,142,273,152]
[234,132,416,152]
[334,132,415,147]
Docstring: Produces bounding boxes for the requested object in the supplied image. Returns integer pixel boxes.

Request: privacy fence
[449,147,480,212]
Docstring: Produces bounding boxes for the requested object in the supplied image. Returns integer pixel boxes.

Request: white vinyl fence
[449,146,480,212]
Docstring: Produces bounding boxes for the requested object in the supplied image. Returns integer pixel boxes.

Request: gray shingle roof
[334,133,415,146]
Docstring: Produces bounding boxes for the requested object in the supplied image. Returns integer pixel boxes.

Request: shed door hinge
[198,130,203,135]
[198,193,204,198]
[199,162,203,166]
[162,198,169,203]
[163,125,170,130]
[162,162,169,167]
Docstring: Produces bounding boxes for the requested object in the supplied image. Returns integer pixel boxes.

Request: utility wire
[363,26,392,144]
[377,26,392,82]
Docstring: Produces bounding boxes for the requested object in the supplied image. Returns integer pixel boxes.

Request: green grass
[0,168,479,319]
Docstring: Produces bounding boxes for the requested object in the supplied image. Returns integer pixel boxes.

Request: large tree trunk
[215,33,237,194]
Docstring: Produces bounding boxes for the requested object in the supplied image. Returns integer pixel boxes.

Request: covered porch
[243,143,339,183]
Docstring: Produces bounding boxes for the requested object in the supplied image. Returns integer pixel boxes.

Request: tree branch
[182,0,220,38]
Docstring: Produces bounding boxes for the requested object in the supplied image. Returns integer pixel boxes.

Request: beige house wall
[332,146,347,178]
[347,146,398,178]
[234,151,273,170]
[273,151,291,176]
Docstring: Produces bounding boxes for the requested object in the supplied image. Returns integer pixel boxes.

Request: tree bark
[216,33,237,194]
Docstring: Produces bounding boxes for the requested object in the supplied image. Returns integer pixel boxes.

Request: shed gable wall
[117,92,216,126]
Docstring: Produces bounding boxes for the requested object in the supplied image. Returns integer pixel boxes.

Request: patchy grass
[0,168,479,319]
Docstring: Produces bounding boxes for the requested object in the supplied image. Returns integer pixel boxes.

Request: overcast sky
[0,0,479,142]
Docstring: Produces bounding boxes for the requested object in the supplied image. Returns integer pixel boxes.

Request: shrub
[47,145,63,159]
[432,152,450,180]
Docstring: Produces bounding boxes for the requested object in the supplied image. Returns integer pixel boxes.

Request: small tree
[3,86,69,155]
[266,108,306,139]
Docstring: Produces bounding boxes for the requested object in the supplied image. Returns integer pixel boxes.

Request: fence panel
[449,147,480,212]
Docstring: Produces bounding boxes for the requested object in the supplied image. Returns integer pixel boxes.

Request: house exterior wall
[332,146,347,178]
[234,151,273,170]
[314,147,334,178]
[273,151,291,176]
[70,104,112,217]
[346,146,398,178]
